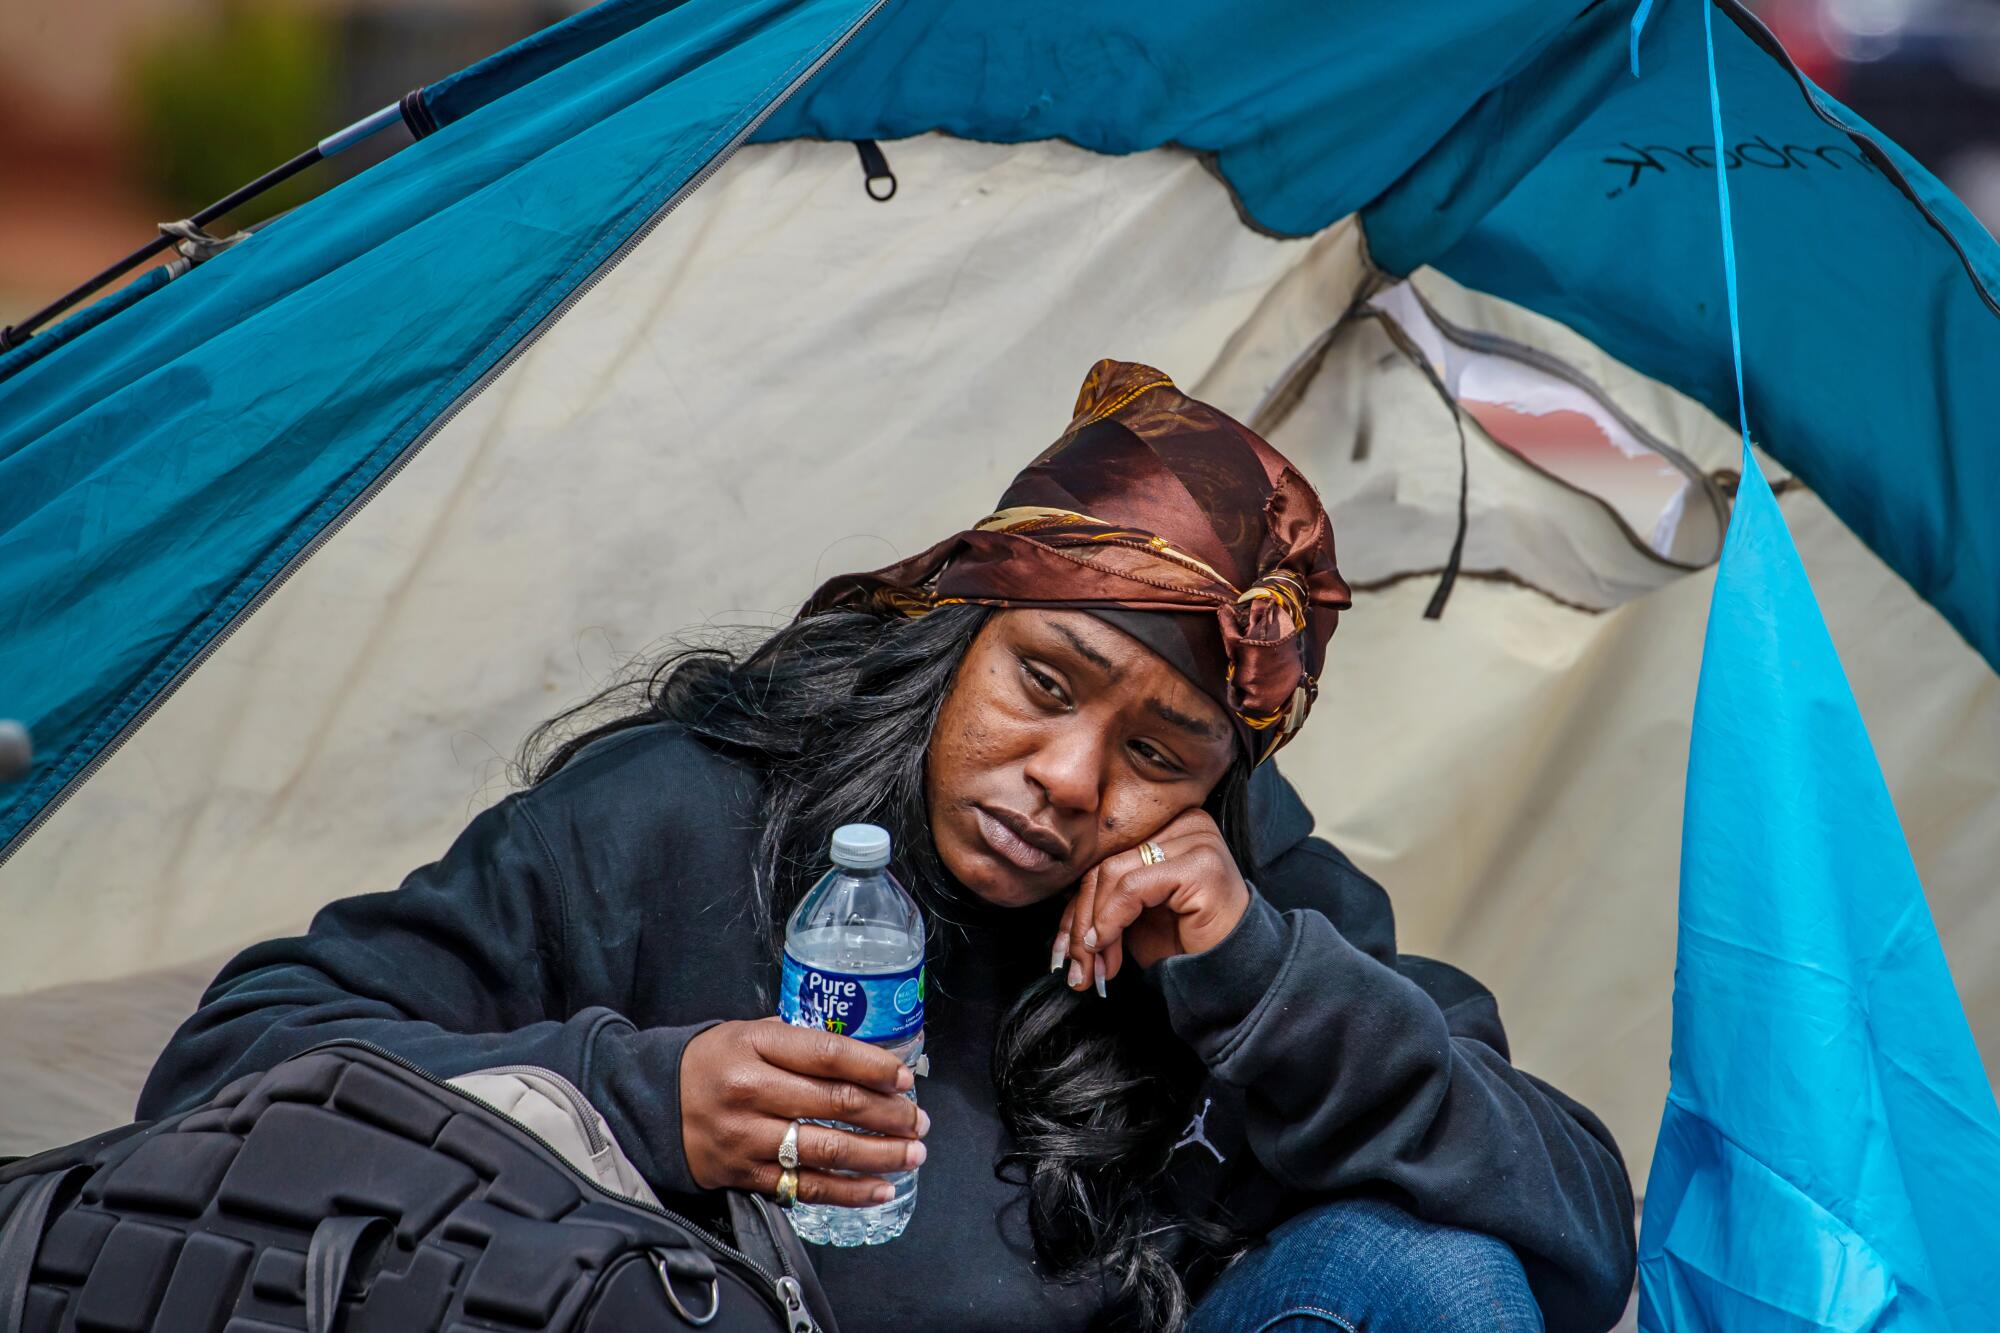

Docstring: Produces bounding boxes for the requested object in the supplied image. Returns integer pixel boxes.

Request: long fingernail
[1050,932,1069,972]
[1093,954,1107,998]
[873,1184,895,1203]
[906,1141,927,1168]
[1067,960,1083,990]
[916,1107,932,1136]
[1083,927,1099,951]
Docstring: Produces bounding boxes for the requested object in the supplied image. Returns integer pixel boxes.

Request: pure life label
[779,953,924,1044]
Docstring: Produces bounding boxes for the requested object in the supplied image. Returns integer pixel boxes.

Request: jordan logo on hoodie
[1173,1097,1226,1164]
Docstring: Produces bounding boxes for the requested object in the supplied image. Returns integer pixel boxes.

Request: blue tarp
[2,0,1996,848]
[1638,453,2000,1330]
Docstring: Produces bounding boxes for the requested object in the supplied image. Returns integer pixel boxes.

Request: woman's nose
[1022,725,1105,815]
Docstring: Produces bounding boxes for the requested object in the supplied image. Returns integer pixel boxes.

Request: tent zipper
[301,1038,819,1331]
[0,0,892,871]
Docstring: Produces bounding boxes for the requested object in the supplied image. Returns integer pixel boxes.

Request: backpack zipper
[451,1057,819,1314]
[458,1064,611,1157]
[777,1275,815,1332]
[303,1038,817,1328]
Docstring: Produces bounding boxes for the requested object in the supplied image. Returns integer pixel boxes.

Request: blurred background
[3,0,2000,332]
[0,0,581,330]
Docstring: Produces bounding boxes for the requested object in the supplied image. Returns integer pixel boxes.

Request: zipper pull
[775,1275,818,1333]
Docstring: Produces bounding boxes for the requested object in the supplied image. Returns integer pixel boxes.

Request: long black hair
[521,603,1254,1328]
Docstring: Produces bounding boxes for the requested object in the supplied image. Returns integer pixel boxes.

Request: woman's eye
[1021,661,1069,705]
[1132,741,1182,774]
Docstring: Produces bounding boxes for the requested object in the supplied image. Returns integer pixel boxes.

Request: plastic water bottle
[777,823,925,1245]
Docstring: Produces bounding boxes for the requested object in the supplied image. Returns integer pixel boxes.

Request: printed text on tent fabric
[1603,136,1879,196]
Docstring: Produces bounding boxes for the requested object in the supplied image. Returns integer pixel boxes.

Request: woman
[142,362,1636,1332]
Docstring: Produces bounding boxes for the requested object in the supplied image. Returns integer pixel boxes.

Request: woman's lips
[974,806,1060,874]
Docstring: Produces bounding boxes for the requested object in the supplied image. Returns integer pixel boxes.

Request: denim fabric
[1189,1197,1545,1332]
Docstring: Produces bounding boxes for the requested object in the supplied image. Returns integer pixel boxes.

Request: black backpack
[0,1042,838,1333]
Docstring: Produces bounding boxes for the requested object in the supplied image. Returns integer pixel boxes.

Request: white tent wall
[3,138,1995,1200]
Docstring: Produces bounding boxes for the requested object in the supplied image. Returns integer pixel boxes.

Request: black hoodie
[140,722,1636,1331]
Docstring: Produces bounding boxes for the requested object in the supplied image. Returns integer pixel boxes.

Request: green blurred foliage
[127,1,337,224]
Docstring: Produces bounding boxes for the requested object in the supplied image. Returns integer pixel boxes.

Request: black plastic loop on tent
[855,140,897,201]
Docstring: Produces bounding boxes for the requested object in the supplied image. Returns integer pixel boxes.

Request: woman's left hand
[1057,807,1249,993]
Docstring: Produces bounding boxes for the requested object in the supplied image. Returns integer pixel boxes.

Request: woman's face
[926,609,1236,908]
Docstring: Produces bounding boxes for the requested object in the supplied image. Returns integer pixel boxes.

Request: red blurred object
[1760,0,1846,92]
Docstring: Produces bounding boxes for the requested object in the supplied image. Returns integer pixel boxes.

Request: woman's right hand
[679,1018,929,1205]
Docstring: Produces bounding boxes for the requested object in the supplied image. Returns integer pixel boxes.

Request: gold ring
[1138,840,1167,866]
[776,1167,799,1209]
[778,1119,801,1170]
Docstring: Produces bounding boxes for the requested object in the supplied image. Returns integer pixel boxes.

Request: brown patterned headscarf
[804,360,1351,763]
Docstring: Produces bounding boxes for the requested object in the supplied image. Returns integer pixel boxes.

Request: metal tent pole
[0,98,422,353]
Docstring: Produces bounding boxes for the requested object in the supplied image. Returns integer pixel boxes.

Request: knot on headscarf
[804,360,1351,762]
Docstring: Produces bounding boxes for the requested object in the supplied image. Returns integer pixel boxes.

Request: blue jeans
[1188,1197,1545,1332]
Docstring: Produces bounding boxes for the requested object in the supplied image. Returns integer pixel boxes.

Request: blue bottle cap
[831,823,892,869]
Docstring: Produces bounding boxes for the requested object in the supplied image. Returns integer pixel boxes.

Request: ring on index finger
[776,1167,799,1209]
[1137,840,1168,867]
[778,1119,802,1170]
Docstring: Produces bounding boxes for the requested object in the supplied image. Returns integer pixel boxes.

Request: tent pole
[1,100,413,353]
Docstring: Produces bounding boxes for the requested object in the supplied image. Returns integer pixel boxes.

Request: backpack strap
[0,1165,88,1331]
[304,1214,391,1333]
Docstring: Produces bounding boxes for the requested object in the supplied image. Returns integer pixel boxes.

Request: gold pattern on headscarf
[1080,374,1173,425]
[872,586,939,619]
[974,507,1231,586]
[1236,679,1318,763]
[1236,570,1311,632]
[973,506,1101,534]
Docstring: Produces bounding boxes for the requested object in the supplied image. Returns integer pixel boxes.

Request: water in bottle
[777,823,925,1245]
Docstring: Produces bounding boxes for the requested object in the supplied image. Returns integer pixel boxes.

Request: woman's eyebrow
[1050,619,1124,680]
[1047,620,1224,741]
[1146,696,1226,742]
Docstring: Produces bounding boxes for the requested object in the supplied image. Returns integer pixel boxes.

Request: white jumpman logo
[1173,1097,1226,1164]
